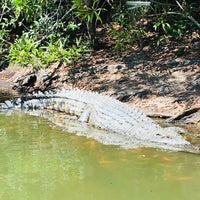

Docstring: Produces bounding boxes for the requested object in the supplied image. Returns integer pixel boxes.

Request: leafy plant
[7,33,88,70]
[109,0,149,51]
[72,0,105,46]
[153,17,171,34]
[7,34,39,67]
[151,0,200,45]
[1,0,200,69]
[73,0,103,24]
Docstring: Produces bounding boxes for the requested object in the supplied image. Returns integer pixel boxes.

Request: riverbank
[0,33,200,124]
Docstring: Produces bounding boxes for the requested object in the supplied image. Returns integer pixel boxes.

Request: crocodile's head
[152,140,200,154]
[134,125,200,154]
[150,127,200,154]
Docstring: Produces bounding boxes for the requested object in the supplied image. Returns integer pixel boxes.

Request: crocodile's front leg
[78,108,92,123]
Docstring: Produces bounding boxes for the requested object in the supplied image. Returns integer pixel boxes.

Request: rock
[190,77,200,92]
[13,73,37,92]
[34,69,49,89]
[0,57,9,70]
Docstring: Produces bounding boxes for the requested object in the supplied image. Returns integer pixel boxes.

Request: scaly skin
[0,88,199,153]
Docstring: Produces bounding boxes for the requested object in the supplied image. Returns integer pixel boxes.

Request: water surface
[0,93,200,200]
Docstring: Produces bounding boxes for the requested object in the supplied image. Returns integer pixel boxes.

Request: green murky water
[0,94,200,200]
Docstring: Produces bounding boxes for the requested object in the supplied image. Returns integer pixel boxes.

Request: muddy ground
[0,31,199,124]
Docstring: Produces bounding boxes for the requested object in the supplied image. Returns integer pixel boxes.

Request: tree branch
[175,0,200,29]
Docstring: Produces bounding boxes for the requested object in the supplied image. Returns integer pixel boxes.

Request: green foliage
[153,17,171,34]
[0,0,199,68]
[11,0,45,22]
[7,33,87,70]
[109,22,147,51]
[152,15,189,45]
[72,0,103,24]
[72,0,104,46]
[151,0,200,45]
[109,0,148,50]
[0,0,89,68]
[7,34,38,67]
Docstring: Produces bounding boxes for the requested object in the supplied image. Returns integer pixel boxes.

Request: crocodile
[0,88,199,154]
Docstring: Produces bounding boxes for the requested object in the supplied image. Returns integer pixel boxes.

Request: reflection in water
[0,112,200,200]
[0,94,200,200]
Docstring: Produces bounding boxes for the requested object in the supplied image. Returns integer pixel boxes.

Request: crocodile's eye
[162,136,171,139]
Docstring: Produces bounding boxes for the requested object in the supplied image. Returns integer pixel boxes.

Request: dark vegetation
[0,0,199,70]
